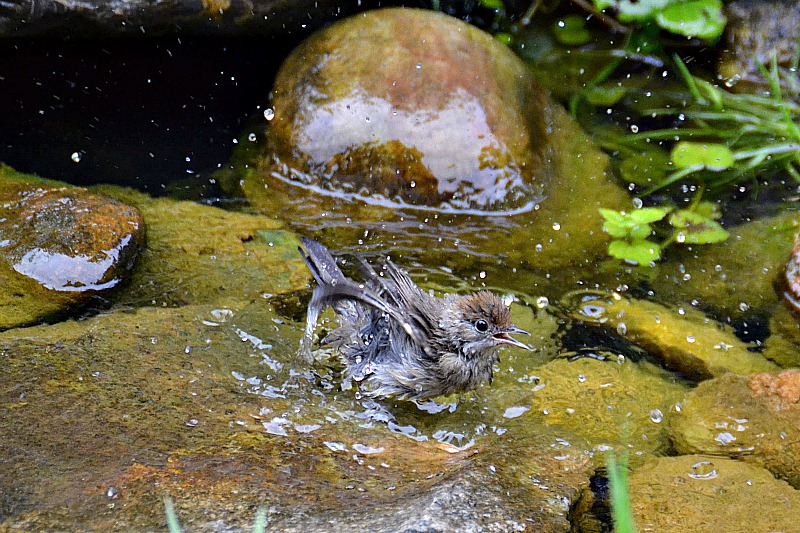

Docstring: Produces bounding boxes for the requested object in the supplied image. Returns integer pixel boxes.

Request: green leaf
[627,206,671,224]
[619,149,670,186]
[669,210,729,243]
[494,32,513,46]
[599,208,632,238]
[553,16,592,46]
[585,84,627,106]
[656,0,726,41]
[600,207,669,239]
[693,200,722,220]
[479,0,505,9]
[594,0,672,22]
[671,141,734,171]
[608,239,662,265]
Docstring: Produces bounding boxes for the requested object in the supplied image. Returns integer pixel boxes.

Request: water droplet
[632,197,643,208]
[715,432,736,445]
[71,151,82,163]
[248,133,257,142]
[186,418,199,427]
[577,374,587,383]
[552,222,561,231]
[630,124,639,133]
[688,460,718,479]
[415,63,422,70]
[503,406,530,419]
[616,354,625,364]
[479,271,487,279]
[616,322,627,335]
[686,335,696,343]
[264,108,275,121]
[739,302,750,312]
[535,244,543,252]
[676,232,686,243]
[649,409,663,423]
[536,296,549,309]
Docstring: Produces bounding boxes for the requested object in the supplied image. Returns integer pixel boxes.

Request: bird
[297,237,530,400]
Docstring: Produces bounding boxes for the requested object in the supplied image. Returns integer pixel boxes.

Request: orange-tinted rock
[749,369,800,411]
[238,7,628,269]
[782,231,800,314]
[262,7,549,212]
[0,168,145,328]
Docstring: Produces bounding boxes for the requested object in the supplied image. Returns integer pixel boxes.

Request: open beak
[493,326,531,350]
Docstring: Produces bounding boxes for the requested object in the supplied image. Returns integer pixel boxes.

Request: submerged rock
[0,166,144,329]
[562,291,777,380]
[651,209,800,322]
[236,7,628,268]
[626,454,800,532]
[670,371,800,487]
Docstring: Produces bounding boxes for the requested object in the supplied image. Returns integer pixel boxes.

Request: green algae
[93,185,308,307]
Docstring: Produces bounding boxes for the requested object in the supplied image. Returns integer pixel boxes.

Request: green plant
[163,495,268,533]
[593,0,726,41]
[606,451,638,533]
[600,199,728,266]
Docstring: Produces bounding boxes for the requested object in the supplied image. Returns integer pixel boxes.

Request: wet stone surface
[670,371,800,488]
[0,167,144,329]
[625,454,800,533]
[236,7,629,269]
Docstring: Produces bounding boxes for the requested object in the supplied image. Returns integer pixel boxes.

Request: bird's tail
[298,237,400,361]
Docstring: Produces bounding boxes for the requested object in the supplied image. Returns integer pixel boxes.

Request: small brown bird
[298,237,530,400]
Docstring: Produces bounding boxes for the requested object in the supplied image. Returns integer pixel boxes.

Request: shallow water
[1,21,798,533]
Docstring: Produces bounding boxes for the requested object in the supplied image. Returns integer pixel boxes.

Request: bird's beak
[493,326,531,350]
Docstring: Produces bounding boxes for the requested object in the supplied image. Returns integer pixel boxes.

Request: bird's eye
[474,319,489,333]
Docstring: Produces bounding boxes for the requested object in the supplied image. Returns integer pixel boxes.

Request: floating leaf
[693,200,722,220]
[553,16,592,46]
[608,239,662,265]
[669,209,729,243]
[586,84,627,106]
[594,0,672,22]
[599,207,669,239]
[619,149,670,186]
[656,0,726,41]
[671,141,734,171]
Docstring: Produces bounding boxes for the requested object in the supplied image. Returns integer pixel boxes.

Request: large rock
[562,291,778,380]
[0,301,590,531]
[235,7,629,269]
[670,370,800,487]
[626,455,800,532]
[0,166,144,329]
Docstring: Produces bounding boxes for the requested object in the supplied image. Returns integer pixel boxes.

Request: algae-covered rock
[626,455,800,532]
[520,355,688,458]
[763,302,800,367]
[670,371,800,487]
[652,209,800,321]
[0,299,590,531]
[563,291,778,380]
[236,7,628,269]
[718,0,800,93]
[0,165,144,329]
[94,185,307,307]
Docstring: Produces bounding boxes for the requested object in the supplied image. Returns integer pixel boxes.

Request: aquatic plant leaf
[608,239,662,265]
[671,141,734,171]
[553,16,592,46]
[586,84,627,106]
[600,207,669,239]
[479,0,505,9]
[619,149,670,186]
[669,209,729,243]
[656,0,726,41]
[594,0,672,22]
